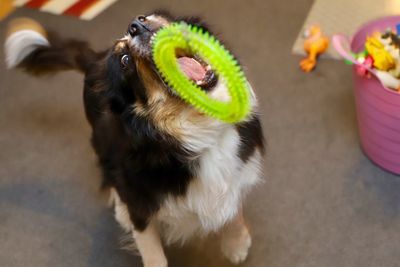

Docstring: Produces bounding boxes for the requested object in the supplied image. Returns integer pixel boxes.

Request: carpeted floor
[1,1,400,267]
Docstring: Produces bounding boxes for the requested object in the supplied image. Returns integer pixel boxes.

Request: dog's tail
[4,18,97,75]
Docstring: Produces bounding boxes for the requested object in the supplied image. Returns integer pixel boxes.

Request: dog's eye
[121,54,130,67]
[138,15,146,22]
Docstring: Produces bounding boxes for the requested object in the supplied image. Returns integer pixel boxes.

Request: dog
[5,11,264,267]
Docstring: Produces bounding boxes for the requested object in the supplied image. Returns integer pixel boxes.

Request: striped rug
[12,0,118,20]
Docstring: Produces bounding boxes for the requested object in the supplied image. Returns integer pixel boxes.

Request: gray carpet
[1,0,400,266]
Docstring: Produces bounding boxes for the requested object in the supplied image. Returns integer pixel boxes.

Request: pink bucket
[333,16,400,175]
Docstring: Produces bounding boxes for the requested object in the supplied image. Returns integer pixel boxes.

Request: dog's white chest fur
[111,78,262,244]
[157,126,261,244]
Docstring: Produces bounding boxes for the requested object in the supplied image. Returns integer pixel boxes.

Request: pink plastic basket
[333,16,400,175]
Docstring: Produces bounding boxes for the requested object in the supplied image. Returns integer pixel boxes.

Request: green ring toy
[152,22,251,123]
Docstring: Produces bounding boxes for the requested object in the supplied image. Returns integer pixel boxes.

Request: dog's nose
[128,20,145,37]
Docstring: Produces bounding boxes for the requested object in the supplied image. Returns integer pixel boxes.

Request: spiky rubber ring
[152,22,251,123]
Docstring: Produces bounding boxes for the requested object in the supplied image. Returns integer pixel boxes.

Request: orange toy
[300,26,330,72]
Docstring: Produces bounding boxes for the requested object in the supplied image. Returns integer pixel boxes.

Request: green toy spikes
[152,22,251,123]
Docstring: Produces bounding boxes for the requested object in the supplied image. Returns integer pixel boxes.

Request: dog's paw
[221,227,252,264]
[144,263,167,267]
[144,259,167,267]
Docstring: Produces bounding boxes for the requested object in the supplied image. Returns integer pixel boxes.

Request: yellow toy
[365,36,395,71]
[300,25,330,72]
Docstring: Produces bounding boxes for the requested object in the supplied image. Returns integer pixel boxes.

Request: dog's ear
[151,9,174,20]
[178,16,214,34]
[150,10,214,35]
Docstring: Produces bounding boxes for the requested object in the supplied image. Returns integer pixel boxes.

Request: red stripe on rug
[25,0,50,9]
[63,0,99,17]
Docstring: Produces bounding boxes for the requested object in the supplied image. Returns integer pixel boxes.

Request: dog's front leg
[220,207,252,264]
[133,220,167,267]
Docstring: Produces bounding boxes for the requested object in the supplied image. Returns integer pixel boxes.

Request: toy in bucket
[333,26,400,92]
[333,16,400,175]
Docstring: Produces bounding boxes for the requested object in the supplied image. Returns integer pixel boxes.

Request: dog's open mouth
[177,55,218,90]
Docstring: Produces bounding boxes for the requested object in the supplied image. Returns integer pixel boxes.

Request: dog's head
[102,12,254,146]
[106,12,236,115]
[120,11,218,89]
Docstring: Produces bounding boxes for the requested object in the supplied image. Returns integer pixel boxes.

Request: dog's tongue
[177,57,206,82]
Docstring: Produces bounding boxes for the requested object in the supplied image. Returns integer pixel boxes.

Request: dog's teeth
[206,65,212,71]
[150,34,156,43]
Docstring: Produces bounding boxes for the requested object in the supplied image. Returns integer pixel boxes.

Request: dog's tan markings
[220,208,252,264]
[114,40,127,53]
[134,58,222,144]
[110,188,167,266]
[133,220,167,267]
[146,15,169,29]
[6,17,47,38]
[136,59,167,105]
[134,58,205,139]
[109,189,132,232]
